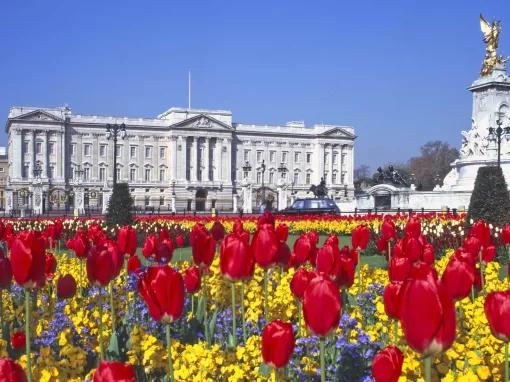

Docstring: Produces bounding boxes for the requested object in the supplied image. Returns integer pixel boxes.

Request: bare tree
[409,141,459,191]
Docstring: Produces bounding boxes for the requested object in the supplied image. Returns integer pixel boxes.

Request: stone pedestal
[171,196,176,213]
[74,187,85,215]
[5,190,13,215]
[241,179,252,213]
[32,185,43,215]
[277,181,288,211]
[102,189,112,214]
[232,193,238,213]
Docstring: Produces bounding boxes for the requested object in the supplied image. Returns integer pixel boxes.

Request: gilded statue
[480,14,504,77]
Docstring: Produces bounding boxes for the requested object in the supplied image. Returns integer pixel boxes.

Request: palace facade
[5,105,355,213]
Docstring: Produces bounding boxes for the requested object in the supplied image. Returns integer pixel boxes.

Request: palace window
[294,152,301,163]
[23,164,29,179]
[159,196,165,206]
[83,167,90,181]
[36,142,42,154]
[116,145,122,157]
[270,151,276,162]
[84,144,91,156]
[306,153,312,163]
[160,147,166,159]
[23,141,29,153]
[257,151,263,162]
[145,146,152,159]
[116,168,121,180]
[257,171,262,183]
[306,173,311,185]
[130,168,136,181]
[333,152,338,164]
[324,152,329,165]
[100,145,106,157]
[48,142,55,155]
[70,144,75,157]
[145,196,150,207]
[341,172,346,184]
[159,168,165,182]
[282,152,288,163]
[130,146,136,158]
[294,171,299,184]
[332,172,337,184]
[269,171,275,184]
[49,166,54,179]
[145,168,151,182]
[99,167,106,181]
[244,149,250,161]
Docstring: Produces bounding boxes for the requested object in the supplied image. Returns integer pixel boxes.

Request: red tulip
[352,225,370,250]
[86,241,123,287]
[502,225,510,245]
[0,258,12,289]
[210,221,226,242]
[220,232,254,281]
[463,236,482,259]
[93,360,136,382]
[484,291,510,342]
[190,224,216,268]
[399,262,456,356]
[482,245,496,263]
[138,265,184,323]
[117,226,138,257]
[441,254,475,301]
[257,211,275,227]
[381,218,397,242]
[290,268,314,300]
[315,245,337,277]
[56,274,77,299]
[276,224,289,243]
[303,274,341,336]
[175,234,185,248]
[251,225,279,268]
[10,231,47,289]
[292,233,314,266]
[184,266,201,294]
[422,243,435,265]
[0,358,27,382]
[142,235,174,263]
[336,255,355,289]
[10,331,25,350]
[388,257,411,282]
[66,229,90,259]
[127,255,142,274]
[159,229,170,241]
[404,217,421,239]
[469,220,492,247]
[371,345,404,382]
[88,224,106,245]
[261,320,295,368]
[276,242,291,269]
[44,252,57,279]
[376,237,389,254]
[383,282,403,320]
[142,235,158,259]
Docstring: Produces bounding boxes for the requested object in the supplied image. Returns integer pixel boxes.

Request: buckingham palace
[4,105,356,214]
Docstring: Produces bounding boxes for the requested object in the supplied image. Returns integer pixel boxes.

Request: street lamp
[258,160,266,210]
[106,123,127,186]
[488,117,510,168]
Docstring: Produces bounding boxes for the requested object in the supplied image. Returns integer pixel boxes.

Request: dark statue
[375,165,410,187]
[308,177,329,198]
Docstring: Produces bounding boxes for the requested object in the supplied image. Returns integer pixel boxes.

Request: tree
[409,141,459,191]
[105,183,134,227]
[467,166,510,226]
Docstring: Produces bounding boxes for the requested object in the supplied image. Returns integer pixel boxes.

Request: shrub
[105,183,134,227]
[467,166,510,226]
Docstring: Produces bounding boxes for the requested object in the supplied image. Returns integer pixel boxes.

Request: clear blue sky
[1,0,509,171]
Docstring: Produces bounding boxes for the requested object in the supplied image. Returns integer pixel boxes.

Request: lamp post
[106,123,127,186]
[489,118,510,168]
[258,160,266,210]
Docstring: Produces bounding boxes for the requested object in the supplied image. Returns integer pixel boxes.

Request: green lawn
[169,234,387,269]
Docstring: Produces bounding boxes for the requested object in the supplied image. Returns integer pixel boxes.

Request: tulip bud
[261,320,295,369]
[0,358,27,382]
[93,360,136,382]
[303,274,341,337]
[371,345,404,382]
[56,274,77,299]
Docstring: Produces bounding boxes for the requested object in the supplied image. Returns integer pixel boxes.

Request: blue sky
[1,0,509,171]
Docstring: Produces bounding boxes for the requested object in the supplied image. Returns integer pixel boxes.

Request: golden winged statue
[480,14,503,77]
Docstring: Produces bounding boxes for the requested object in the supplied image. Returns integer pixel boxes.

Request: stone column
[203,138,210,182]
[179,136,187,181]
[138,136,145,182]
[29,130,35,179]
[242,183,252,213]
[327,144,333,184]
[348,145,354,184]
[190,137,197,182]
[41,131,48,178]
[315,142,324,184]
[223,138,231,183]
[339,145,344,183]
[232,193,238,213]
[170,137,177,181]
[12,130,22,179]
[59,131,65,181]
[5,190,13,214]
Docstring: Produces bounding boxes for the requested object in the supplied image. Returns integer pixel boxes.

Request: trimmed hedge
[105,183,134,227]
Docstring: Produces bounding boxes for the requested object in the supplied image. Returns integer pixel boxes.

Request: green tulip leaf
[258,363,271,378]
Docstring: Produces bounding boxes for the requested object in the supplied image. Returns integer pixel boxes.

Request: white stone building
[5,106,356,214]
